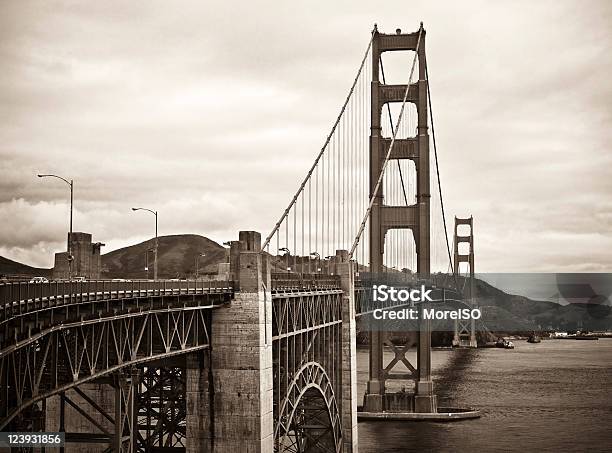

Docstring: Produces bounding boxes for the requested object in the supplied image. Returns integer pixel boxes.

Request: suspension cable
[262,31,376,249]
[424,53,455,277]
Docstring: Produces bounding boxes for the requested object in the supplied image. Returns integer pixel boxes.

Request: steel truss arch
[275,361,342,453]
[0,306,213,430]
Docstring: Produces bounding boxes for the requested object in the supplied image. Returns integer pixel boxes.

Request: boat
[527,333,541,343]
[495,338,515,349]
[574,335,598,340]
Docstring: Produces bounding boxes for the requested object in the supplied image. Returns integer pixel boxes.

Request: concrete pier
[192,231,274,452]
[186,352,213,452]
[336,250,358,453]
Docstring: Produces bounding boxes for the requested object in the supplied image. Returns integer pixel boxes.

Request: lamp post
[145,247,155,279]
[132,207,158,280]
[279,247,290,274]
[195,253,206,279]
[325,256,334,275]
[310,252,320,275]
[38,174,74,279]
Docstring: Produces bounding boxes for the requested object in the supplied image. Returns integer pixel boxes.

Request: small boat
[574,335,598,340]
[495,338,515,349]
[527,334,541,343]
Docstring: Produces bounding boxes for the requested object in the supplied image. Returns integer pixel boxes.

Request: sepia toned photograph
[1,1,611,452]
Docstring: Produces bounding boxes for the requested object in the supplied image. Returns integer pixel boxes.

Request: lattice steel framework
[136,367,187,452]
[24,364,190,453]
[354,277,467,392]
[0,280,232,452]
[272,276,343,453]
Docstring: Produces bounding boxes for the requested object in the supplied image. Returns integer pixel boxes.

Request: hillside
[0,255,52,278]
[472,277,559,317]
[3,240,610,332]
[356,274,612,345]
[101,234,227,279]
[448,276,611,332]
[0,234,282,280]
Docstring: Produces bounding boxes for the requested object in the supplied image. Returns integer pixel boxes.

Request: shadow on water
[433,347,479,406]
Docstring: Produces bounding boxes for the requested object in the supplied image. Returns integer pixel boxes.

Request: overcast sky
[1,0,610,272]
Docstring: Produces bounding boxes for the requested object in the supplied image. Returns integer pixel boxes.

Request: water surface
[357,339,612,452]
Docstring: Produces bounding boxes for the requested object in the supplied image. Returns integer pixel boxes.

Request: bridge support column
[364,25,439,414]
[453,318,461,347]
[207,231,273,452]
[363,27,385,414]
[453,216,477,348]
[415,305,437,413]
[337,250,358,453]
[112,370,138,453]
[186,352,213,452]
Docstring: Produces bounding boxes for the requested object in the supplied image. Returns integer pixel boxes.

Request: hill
[0,255,52,279]
[356,274,612,345]
[472,277,559,318]
[3,239,610,332]
[101,234,227,279]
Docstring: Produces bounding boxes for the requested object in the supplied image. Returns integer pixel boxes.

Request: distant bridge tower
[453,216,477,348]
[364,24,437,413]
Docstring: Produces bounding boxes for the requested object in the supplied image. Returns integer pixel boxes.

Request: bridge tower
[452,216,477,347]
[364,24,437,413]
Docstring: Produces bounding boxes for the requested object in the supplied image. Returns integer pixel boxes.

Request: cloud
[0,0,611,272]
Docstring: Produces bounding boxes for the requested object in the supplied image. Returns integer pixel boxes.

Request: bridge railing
[271,273,341,292]
[0,279,234,322]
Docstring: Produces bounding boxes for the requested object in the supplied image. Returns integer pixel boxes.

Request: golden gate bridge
[0,23,479,453]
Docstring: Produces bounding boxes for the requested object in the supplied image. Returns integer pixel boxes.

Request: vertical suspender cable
[425,54,455,276]
[262,35,374,250]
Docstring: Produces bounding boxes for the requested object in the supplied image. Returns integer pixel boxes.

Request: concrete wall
[45,383,115,453]
[336,250,359,453]
[53,232,103,280]
[186,231,274,453]
[186,353,213,452]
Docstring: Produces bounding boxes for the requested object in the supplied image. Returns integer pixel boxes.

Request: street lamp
[195,252,206,279]
[132,207,158,280]
[310,252,320,274]
[38,174,74,279]
[325,255,334,275]
[144,247,155,279]
[279,247,290,274]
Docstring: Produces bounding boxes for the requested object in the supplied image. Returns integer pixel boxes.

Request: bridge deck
[0,279,235,430]
[1,279,233,322]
